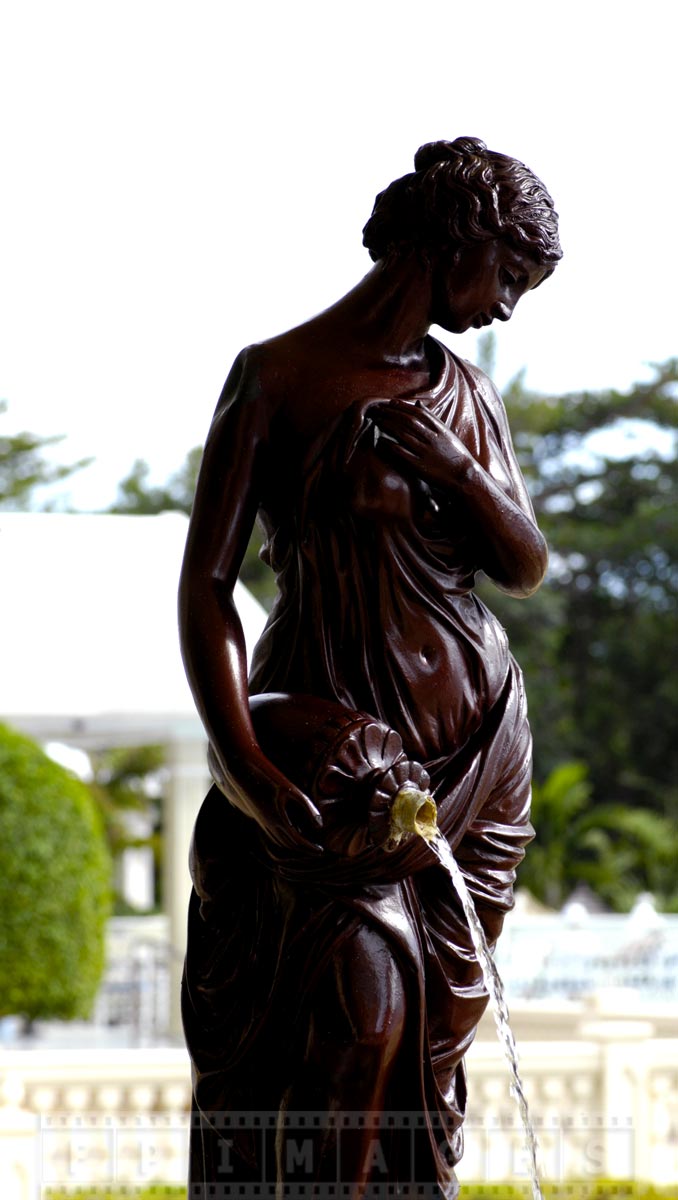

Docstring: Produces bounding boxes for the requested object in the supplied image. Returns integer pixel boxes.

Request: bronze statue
[179,137,561,1198]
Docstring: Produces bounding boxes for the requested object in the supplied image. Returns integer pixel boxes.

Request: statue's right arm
[178,347,322,853]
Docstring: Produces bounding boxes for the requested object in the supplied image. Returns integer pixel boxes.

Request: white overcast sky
[1,1,675,509]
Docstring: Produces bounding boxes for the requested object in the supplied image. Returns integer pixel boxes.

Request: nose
[492,301,513,322]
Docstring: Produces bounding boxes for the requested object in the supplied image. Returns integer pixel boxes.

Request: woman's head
[362,137,562,275]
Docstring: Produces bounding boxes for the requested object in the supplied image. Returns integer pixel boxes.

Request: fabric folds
[183,344,535,1196]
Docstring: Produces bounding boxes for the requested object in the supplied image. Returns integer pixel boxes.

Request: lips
[471,314,493,329]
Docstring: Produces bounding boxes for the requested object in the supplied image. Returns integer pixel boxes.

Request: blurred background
[1,1,676,1195]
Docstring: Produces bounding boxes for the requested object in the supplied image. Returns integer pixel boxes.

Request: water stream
[429,832,544,1200]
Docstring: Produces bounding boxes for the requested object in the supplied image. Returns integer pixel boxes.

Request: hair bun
[414,137,487,173]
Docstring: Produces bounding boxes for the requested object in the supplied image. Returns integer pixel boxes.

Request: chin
[434,315,467,336]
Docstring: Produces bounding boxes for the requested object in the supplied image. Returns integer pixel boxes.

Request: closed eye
[499,267,517,288]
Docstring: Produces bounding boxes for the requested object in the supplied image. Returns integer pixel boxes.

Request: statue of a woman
[179,136,561,1198]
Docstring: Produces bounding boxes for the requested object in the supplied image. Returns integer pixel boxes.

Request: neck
[319,254,434,371]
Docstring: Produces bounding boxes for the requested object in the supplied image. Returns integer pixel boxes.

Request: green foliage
[0,724,112,1019]
[479,359,678,903]
[0,400,91,509]
[109,447,203,516]
[89,743,166,913]
[518,762,678,911]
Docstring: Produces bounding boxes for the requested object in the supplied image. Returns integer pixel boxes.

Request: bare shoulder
[223,341,286,402]
[224,335,306,412]
[207,340,295,444]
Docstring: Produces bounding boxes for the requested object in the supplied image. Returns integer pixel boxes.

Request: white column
[579,1018,654,1180]
[164,731,210,1039]
[0,1070,39,1200]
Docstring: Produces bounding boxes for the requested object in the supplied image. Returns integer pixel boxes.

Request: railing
[1,1009,678,1194]
[461,1027,678,1185]
[94,915,176,1044]
[0,1048,191,1194]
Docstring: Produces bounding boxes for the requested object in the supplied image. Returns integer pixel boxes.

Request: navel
[419,644,438,667]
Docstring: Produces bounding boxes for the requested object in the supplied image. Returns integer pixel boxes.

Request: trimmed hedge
[0,723,112,1019]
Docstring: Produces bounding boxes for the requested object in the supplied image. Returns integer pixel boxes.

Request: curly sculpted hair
[363,137,562,271]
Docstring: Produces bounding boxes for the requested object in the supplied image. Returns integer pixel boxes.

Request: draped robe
[183,341,535,1196]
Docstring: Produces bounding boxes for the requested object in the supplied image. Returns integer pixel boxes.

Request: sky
[0,1,676,510]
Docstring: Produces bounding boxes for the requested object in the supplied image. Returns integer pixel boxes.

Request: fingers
[372,410,432,438]
[265,818,324,855]
[372,411,445,459]
[284,791,322,829]
[369,398,444,432]
[373,416,431,448]
[271,786,324,854]
[283,784,322,826]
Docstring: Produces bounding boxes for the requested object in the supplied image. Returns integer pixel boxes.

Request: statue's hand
[208,745,323,855]
[368,398,472,491]
[266,774,325,855]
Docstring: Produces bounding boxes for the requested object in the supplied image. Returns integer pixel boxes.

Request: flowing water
[430,832,544,1200]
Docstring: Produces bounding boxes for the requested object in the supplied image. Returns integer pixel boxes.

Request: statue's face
[430,239,548,335]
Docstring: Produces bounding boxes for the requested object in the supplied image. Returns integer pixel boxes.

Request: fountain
[179,136,562,1196]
